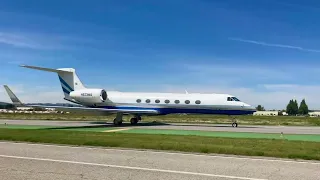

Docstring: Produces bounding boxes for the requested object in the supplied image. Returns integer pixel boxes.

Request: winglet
[3,85,23,106]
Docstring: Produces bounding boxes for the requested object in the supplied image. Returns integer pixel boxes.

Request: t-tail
[20,65,86,101]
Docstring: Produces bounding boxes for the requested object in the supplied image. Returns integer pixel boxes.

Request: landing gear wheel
[130,118,138,125]
[113,118,123,126]
[232,122,238,127]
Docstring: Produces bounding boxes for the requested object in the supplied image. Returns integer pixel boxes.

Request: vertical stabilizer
[20,65,86,100]
[3,85,23,105]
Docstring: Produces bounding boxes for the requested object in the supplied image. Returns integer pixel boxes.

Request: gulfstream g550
[10,65,256,127]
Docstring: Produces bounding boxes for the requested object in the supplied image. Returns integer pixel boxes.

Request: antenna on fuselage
[185,90,189,94]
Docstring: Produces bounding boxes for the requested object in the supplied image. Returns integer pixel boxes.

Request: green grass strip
[0,129,320,161]
[2,124,320,142]
[120,129,320,142]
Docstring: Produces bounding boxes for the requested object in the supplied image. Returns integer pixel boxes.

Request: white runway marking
[0,154,267,180]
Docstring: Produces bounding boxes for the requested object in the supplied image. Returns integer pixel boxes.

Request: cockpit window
[232,97,240,101]
[227,97,241,101]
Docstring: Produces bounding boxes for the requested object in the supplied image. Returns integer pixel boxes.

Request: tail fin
[20,65,86,100]
[3,85,23,106]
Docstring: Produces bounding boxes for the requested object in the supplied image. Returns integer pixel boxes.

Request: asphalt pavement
[0,141,319,180]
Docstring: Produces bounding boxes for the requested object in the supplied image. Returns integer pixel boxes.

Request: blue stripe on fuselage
[91,105,255,115]
[58,76,74,92]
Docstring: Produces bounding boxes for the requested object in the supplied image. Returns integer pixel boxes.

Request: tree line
[256,99,309,116]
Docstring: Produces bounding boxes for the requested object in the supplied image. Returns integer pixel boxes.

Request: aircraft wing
[26,104,159,114]
[3,85,159,115]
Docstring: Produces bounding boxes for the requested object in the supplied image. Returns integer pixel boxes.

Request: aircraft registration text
[81,93,93,96]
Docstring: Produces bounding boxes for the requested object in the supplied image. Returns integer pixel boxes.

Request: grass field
[1,128,319,161]
[1,113,320,126]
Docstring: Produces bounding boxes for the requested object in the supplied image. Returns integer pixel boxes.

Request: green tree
[294,99,299,115]
[255,105,265,111]
[298,99,309,115]
[286,100,292,115]
[286,99,299,116]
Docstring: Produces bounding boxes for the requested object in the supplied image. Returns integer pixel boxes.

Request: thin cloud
[262,84,297,89]
[228,37,320,53]
[0,32,52,49]
[0,31,91,50]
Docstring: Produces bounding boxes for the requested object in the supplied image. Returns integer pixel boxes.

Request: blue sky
[1,0,320,109]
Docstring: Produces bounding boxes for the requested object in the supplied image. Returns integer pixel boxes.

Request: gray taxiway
[1,119,320,134]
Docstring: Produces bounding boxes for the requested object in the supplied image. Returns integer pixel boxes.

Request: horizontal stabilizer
[20,65,74,73]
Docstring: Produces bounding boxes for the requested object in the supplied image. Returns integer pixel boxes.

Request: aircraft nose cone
[243,103,256,111]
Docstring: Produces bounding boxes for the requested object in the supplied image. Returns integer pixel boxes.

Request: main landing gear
[113,113,142,126]
[230,116,238,127]
[113,113,123,126]
[130,116,141,125]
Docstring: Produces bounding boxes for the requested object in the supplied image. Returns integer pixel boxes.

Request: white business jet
[7,65,256,127]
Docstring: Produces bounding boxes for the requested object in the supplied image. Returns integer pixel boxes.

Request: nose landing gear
[232,122,238,127]
[229,116,238,127]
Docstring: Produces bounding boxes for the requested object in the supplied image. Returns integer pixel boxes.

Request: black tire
[130,118,138,125]
[232,122,238,127]
[114,118,123,126]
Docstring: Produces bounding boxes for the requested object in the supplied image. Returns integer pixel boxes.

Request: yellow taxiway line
[103,128,132,132]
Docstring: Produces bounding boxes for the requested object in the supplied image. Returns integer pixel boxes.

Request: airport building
[253,111,279,116]
[308,111,320,117]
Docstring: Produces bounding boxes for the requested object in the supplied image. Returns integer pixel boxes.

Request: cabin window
[146,99,151,103]
[165,100,170,103]
[155,99,160,103]
[195,100,201,104]
[136,99,141,103]
[185,100,190,104]
[174,100,180,104]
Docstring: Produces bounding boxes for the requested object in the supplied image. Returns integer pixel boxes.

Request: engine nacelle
[69,89,107,104]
